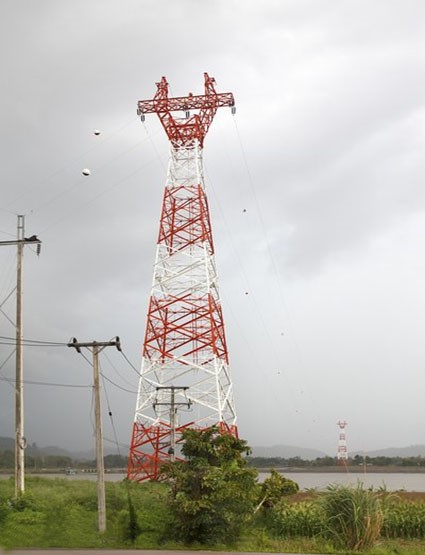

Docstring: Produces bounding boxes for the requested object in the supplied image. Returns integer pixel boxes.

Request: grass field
[2,477,425,554]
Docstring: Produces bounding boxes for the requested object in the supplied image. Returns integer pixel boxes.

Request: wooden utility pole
[0,215,41,497]
[68,337,121,533]
[153,386,191,462]
[15,215,24,496]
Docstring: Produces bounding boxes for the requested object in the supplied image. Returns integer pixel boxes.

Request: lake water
[274,472,425,492]
[2,471,425,491]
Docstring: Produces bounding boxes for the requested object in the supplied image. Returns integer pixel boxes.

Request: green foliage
[321,483,384,551]
[260,469,299,509]
[382,501,425,539]
[160,427,259,545]
[3,475,425,551]
[266,500,325,538]
[0,477,170,549]
[117,490,141,543]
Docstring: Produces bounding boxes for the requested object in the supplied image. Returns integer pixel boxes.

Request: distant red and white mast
[127,74,238,482]
[336,420,348,465]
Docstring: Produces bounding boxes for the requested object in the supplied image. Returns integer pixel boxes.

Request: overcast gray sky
[1,0,425,457]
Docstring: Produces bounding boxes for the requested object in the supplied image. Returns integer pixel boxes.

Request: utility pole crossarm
[67,337,121,351]
[0,238,41,246]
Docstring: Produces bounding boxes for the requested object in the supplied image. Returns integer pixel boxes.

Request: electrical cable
[0,335,67,345]
[38,156,157,235]
[231,116,320,421]
[99,359,122,457]
[99,371,137,394]
[103,350,137,388]
[0,349,16,390]
[79,350,94,368]
[4,116,139,215]
[0,229,16,237]
[204,164,299,409]
[0,349,15,371]
[30,134,151,216]
[0,342,68,347]
[119,350,141,377]
[103,436,129,450]
[0,376,91,388]
[0,255,16,303]
[142,121,167,171]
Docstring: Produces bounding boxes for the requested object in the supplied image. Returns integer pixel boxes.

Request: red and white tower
[127,74,238,482]
[336,420,348,465]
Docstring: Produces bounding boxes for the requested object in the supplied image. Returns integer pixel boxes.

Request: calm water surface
[2,472,425,491]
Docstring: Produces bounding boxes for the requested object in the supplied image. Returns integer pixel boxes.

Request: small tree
[160,427,259,545]
[256,469,299,513]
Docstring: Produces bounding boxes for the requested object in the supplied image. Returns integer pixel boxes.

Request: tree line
[2,450,425,471]
[0,451,127,470]
[247,454,425,468]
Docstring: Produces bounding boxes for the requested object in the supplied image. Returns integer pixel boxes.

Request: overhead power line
[100,371,137,394]
[119,350,141,377]
[0,335,68,346]
[0,376,91,388]
[0,335,68,347]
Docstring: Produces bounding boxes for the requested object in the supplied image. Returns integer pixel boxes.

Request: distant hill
[251,445,328,460]
[4,435,425,462]
[0,437,123,460]
[353,445,425,458]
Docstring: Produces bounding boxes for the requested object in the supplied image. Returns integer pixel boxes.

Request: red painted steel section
[137,73,235,147]
[128,74,237,482]
[128,422,238,482]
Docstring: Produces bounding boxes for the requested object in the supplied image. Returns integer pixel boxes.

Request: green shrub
[258,469,299,511]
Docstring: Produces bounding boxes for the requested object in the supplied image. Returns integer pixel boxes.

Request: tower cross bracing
[128,74,238,482]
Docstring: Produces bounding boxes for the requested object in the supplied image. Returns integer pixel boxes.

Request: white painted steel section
[134,141,237,430]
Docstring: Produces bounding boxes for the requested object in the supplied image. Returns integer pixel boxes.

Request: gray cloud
[1,0,425,456]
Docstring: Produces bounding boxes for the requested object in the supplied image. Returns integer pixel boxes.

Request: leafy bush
[257,469,299,511]
[321,483,383,551]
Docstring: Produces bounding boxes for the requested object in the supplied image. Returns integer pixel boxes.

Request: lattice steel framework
[128,74,238,482]
[336,420,348,465]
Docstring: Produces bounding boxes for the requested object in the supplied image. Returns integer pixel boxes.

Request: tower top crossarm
[137,73,235,148]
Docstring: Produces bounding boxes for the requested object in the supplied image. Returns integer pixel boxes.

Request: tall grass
[321,483,383,551]
[0,477,171,549]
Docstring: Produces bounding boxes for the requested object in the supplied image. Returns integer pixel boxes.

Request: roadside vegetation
[2,430,425,554]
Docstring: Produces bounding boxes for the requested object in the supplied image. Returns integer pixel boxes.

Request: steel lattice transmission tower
[127,73,238,482]
[336,420,348,465]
